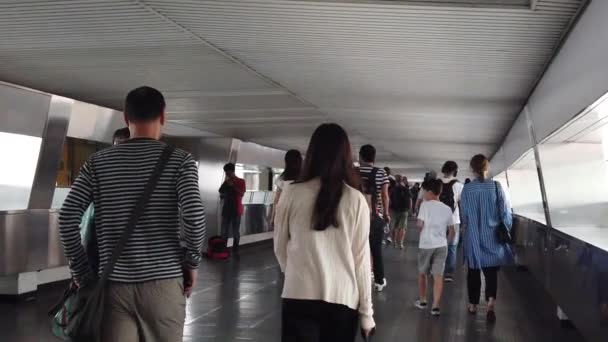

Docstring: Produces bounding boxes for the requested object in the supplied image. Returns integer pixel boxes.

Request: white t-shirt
[417,200,455,249]
[441,176,464,225]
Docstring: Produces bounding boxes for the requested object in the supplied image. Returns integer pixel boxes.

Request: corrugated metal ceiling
[0,0,584,173]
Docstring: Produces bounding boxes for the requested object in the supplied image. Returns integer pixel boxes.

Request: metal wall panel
[0,210,65,276]
[196,137,239,235]
[28,96,73,209]
[512,215,608,342]
[500,110,534,173]
[0,82,50,138]
[527,0,606,143]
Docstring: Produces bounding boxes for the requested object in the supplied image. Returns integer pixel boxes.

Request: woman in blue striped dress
[460,154,514,323]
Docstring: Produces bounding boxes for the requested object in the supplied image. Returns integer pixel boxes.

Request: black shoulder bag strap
[97,145,175,286]
[494,180,512,244]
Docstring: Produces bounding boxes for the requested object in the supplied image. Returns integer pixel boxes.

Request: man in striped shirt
[359,144,390,292]
[59,86,206,342]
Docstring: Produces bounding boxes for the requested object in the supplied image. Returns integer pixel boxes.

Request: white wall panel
[501,109,534,170]
[527,0,607,142]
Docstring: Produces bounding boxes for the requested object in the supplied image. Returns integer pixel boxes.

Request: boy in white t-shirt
[414,179,456,316]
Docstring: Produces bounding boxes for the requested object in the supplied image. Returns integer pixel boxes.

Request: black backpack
[390,186,411,212]
[439,180,458,212]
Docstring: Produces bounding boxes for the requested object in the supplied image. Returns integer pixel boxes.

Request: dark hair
[112,127,130,144]
[359,144,376,163]
[421,179,431,191]
[383,166,391,175]
[282,149,302,181]
[470,154,490,180]
[125,86,166,122]
[223,163,235,172]
[441,161,458,176]
[300,123,360,231]
[465,178,472,184]
[402,176,409,188]
[428,179,443,196]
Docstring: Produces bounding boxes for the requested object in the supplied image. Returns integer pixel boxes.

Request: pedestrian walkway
[0,240,585,341]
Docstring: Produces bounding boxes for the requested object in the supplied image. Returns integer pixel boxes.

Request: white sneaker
[399,243,405,249]
[374,278,387,292]
[414,299,428,310]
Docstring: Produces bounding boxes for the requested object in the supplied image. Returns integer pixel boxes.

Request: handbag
[494,181,512,245]
[49,145,175,341]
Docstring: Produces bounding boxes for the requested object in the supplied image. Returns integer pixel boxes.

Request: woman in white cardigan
[274,123,375,342]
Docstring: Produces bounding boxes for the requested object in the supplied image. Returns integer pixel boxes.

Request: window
[537,94,608,228]
[494,171,511,209]
[506,150,546,224]
[0,132,42,210]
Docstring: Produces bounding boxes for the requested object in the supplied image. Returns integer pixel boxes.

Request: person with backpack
[390,174,412,249]
[58,86,206,341]
[359,145,390,292]
[438,161,464,283]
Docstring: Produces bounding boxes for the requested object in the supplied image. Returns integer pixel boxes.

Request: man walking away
[359,144,390,292]
[390,175,412,249]
[383,167,396,245]
[415,171,437,214]
[219,163,246,256]
[438,161,464,283]
[59,86,206,342]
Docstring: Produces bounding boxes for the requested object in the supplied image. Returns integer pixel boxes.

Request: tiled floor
[1,239,586,341]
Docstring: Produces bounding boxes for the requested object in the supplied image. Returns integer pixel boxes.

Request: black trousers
[282,299,359,342]
[369,216,385,284]
[467,266,500,304]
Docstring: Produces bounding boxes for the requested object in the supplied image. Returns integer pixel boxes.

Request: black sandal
[468,305,478,315]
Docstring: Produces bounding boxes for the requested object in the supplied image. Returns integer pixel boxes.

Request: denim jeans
[221,216,242,252]
[444,224,460,275]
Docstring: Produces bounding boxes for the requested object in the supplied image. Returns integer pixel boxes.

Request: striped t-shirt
[59,138,206,283]
[359,165,389,217]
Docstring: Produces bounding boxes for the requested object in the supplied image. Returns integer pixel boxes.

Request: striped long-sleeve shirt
[59,138,206,283]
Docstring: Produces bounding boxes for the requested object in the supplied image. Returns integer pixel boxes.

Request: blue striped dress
[461,179,514,269]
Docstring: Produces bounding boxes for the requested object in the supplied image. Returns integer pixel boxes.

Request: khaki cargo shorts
[418,246,448,276]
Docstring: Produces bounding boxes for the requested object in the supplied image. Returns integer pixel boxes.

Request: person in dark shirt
[390,175,412,249]
[219,163,246,255]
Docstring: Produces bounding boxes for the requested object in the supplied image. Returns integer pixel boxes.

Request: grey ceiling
[0,0,584,175]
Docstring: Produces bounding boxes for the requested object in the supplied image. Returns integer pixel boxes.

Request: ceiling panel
[143,0,583,172]
[0,0,323,147]
[0,0,585,175]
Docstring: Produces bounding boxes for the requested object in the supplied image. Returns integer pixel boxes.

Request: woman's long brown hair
[299,123,360,231]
